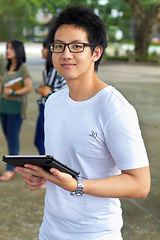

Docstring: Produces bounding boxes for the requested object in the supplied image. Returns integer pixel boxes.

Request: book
[4,77,23,88]
[4,77,23,99]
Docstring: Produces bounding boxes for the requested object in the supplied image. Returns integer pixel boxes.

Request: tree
[0,0,96,42]
[97,0,132,42]
[0,0,40,41]
[125,0,160,57]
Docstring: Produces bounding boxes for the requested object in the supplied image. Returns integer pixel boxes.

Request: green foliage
[106,55,128,61]
[39,0,68,15]
[137,0,160,8]
[0,0,40,41]
[151,43,160,46]
[99,0,132,42]
[0,0,159,48]
[0,0,98,41]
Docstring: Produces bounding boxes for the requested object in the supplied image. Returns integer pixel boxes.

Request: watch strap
[70,176,84,196]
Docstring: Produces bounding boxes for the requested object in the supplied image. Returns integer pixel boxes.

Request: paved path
[0,59,160,240]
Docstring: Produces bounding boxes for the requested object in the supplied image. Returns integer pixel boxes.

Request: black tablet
[2,155,79,179]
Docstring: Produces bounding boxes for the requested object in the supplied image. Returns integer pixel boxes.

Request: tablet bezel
[2,155,79,178]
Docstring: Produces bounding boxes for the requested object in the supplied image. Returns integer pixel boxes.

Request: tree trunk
[125,0,160,58]
[135,18,153,57]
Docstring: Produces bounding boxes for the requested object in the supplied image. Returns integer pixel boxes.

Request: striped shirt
[38,68,67,105]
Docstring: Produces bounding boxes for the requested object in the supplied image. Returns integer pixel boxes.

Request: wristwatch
[70,176,84,196]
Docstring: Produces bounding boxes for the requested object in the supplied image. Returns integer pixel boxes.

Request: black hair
[6,39,26,71]
[43,39,53,73]
[47,6,107,72]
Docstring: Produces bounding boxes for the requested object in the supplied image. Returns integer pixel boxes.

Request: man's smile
[61,63,76,68]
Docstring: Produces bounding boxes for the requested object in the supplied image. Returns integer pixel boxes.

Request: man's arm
[17,165,150,199]
[83,166,150,199]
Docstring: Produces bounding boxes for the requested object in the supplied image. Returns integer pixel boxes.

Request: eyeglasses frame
[50,42,93,53]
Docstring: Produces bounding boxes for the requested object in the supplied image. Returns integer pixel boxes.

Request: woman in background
[0,39,32,181]
[34,40,66,155]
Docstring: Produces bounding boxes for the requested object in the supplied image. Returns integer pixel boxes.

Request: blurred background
[0,0,160,62]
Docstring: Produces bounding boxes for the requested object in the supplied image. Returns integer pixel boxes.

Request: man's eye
[72,44,83,49]
[55,44,63,49]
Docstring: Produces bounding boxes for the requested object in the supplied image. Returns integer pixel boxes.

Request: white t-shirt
[39,86,149,240]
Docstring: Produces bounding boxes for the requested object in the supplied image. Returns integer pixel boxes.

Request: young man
[17,6,150,240]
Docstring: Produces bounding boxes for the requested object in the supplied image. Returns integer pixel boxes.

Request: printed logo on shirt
[89,131,97,138]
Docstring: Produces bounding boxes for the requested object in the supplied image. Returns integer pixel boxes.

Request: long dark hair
[6,39,26,71]
[43,40,53,73]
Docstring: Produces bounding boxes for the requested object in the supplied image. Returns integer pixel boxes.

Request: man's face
[52,24,95,81]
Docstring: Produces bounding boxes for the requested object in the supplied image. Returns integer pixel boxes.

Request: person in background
[34,40,66,155]
[0,56,6,114]
[17,6,150,240]
[0,39,32,181]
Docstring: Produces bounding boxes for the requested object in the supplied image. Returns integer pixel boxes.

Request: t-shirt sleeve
[105,105,149,170]
[0,61,6,76]
[20,63,31,79]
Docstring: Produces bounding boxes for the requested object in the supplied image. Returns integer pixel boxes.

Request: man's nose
[62,45,73,57]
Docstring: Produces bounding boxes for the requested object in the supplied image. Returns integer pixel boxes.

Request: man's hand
[16,164,77,192]
[16,165,45,190]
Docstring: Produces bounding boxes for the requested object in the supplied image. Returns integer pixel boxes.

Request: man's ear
[92,46,103,62]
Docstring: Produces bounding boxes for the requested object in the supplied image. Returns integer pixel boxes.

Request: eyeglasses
[50,42,93,53]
